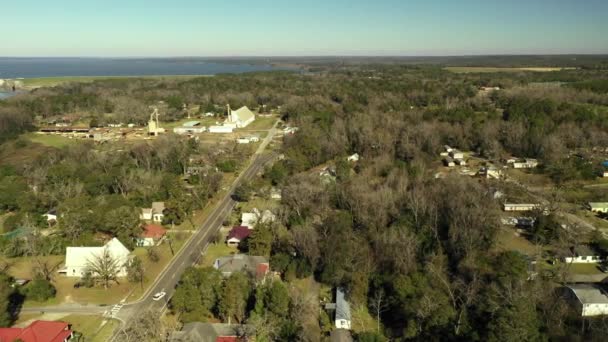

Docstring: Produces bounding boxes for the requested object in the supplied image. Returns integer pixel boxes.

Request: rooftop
[214,254,269,277]
[0,320,72,342]
[182,121,201,127]
[142,224,167,238]
[336,288,351,322]
[569,284,608,305]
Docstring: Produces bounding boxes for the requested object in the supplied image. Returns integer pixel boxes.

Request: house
[225,105,255,128]
[173,121,206,135]
[241,208,276,229]
[479,166,502,179]
[512,158,539,169]
[136,224,167,247]
[347,153,360,162]
[213,254,269,280]
[449,150,464,160]
[0,320,73,342]
[601,170,608,178]
[140,202,165,223]
[588,202,608,214]
[170,322,251,342]
[335,288,352,330]
[566,284,608,316]
[503,203,541,212]
[270,188,282,200]
[208,125,234,133]
[61,238,131,277]
[226,226,252,247]
[43,209,58,223]
[236,138,251,144]
[564,245,602,264]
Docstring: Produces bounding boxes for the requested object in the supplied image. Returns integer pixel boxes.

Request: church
[225,105,255,128]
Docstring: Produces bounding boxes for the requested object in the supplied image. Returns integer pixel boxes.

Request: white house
[565,245,602,264]
[42,209,58,223]
[602,170,608,178]
[335,288,352,330]
[347,153,360,162]
[512,158,539,169]
[503,203,541,212]
[588,202,608,214]
[241,208,276,229]
[61,238,131,278]
[140,202,165,223]
[226,105,255,128]
[479,166,502,179]
[567,284,608,317]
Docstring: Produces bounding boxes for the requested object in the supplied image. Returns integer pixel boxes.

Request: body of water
[0,57,290,79]
[0,91,17,100]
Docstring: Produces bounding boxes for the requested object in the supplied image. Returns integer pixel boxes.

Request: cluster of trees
[171,267,300,340]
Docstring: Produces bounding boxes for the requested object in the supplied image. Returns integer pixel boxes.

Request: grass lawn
[494,227,540,255]
[444,67,569,73]
[237,196,280,213]
[238,116,277,131]
[199,241,236,268]
[351,305,378,334]
[568,263,603,275]
[24,133,80,148]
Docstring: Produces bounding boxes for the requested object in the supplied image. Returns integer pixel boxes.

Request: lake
[0,57,292,79]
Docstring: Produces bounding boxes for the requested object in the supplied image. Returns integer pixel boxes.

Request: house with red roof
[0,320,73,342]
[136,224,167,247]
[226,226,251,247]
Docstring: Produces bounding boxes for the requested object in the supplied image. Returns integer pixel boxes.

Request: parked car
[152,291,166,301]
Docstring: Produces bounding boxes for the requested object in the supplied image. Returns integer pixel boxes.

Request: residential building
[226,226,252,247]
[140,202,165,223]
[503,203,541,212]
[335,288,352,330]
[564,245,602,264]
[136,224,167,247]
[173,121,206,135]
[241,208,276,229]
[479,166,502,179]
[43,209,58,223]
[512,158,539,169]
[588,202,608,213]
[213,254,269,280]
[60,238,131,277]
[0,320,73,342]
[226,105,255,128]
[567,284,608,316]
[170,322,251,342]
[347,153,360,162]
[449,150,464,160]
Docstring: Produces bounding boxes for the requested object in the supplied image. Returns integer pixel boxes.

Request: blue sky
[4,0,608,56]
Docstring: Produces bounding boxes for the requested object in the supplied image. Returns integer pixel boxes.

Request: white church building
[225,105,255,128]
[60,238,131,278]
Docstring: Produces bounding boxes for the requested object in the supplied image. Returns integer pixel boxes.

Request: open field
[444,67,574,73]
[22,75,204,88]
[495,227,540,255]
[24,133,79,148]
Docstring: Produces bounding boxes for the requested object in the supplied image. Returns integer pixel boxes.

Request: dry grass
[494,227,540,255]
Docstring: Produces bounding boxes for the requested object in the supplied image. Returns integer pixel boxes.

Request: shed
[567,284,608,316]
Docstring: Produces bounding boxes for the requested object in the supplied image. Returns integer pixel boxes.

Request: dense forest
[1,60,608,340]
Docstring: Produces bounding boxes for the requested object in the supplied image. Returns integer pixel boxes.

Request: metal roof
[336,288,351,322]
[569,284,608,305]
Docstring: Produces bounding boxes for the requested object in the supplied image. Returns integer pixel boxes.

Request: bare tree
[86,247,122,289]
[369,289,388,334]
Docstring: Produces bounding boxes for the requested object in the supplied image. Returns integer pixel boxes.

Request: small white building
[270,188,282,200]
[241,208,276,229]
[335,288,352,330]
[347,153,360,162]
[173,121,206,135]
[588,202,608,214]
[503,203,541,212]
[61,238,131,278]
[443,157,455,167]
[42,210,58,223]
[567,284,608,317]
[479,166,502,179]
[512,158,539,169]
[449,150,464,160]
[565,246,602,264]
[208,125,234,134]
[601,170,608,178]
[236,138,251,144]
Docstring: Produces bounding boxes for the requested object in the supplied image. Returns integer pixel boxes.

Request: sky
[3,0,608,57]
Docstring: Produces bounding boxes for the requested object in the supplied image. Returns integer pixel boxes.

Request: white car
[152,291,166,301]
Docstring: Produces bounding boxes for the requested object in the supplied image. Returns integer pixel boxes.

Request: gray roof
[171,323,250,342]
[568,284,608,305]
[336,288,351,322]
[213,254,268,277]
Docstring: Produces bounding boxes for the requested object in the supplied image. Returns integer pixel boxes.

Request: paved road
[109,120,281,339]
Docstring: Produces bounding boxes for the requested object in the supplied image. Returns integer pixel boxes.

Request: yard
[13,312,117,342]
[2,240,186,307]
[494,227,541,256]
[237,116,277,131]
